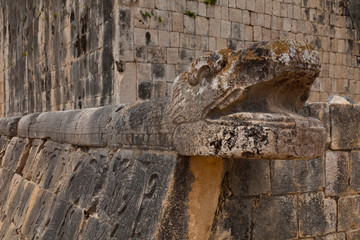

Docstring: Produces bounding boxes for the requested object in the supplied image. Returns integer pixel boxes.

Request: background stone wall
[0,0,359,117]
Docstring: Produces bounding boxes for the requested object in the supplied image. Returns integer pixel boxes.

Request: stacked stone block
[208,101,360,239]
[0,95,358,239]
[0,0,359,117]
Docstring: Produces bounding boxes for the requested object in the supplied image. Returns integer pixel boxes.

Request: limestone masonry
[0,40,357,239]
[0,0,360,116]
[1,0,360,239]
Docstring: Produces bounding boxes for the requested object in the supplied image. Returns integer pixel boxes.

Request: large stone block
[0,168,14,213]
[40,198,73,239]
[98,150,177,239]
[211,197,252,239]
[64,148,109,209]
[338,196,360,231]
[325,151,350,195]
[330,104,360,150]
[2,137,30,173]
[227,159,270,196]
[0,116,21,137]
[300,102,330,146]
[12,180,36,229]
[52,205,83,240]
[2,174,26,220]
[22,139,46,180]
[298,192,337,237]
[271,158,324,194]
[252,196,297,239]
[20,189,57,239]
[347,230,360,240]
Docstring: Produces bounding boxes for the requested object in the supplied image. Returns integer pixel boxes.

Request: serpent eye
[188,72,199,85]
[188,65,212,85]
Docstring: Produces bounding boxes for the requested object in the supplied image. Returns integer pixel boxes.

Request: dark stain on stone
[157,157,193,240]
[78,95,82,109]
[180,49,186,60]
[115,61,125,73]
[103,19,113,47]
[101,71,113,98]
[228,40,236,50]
[136,46,146,59]
[146,32,151,45]
[70,10,75,22]
[312,24,318,34]
[74,34,87,58]
[210,160,253,239]
[224,129,237,150]
[138,82,152,100]
[314,37,322,49]
[152,64,165,78]
[103,0,113,22]
[347,40,353,54]
[210,140,222,155]
[102,47,113,71]
[304,9,310,19]
[242,125,269,155]
[80,12,88,34]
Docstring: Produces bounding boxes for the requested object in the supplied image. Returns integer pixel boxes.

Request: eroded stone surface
[298,192,337,237]
[271,158,324,195]
[252,196,297,239]
[330,104,360,150]
[338,196,360,231]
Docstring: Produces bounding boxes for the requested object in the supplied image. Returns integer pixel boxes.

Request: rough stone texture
[211,197,252,240]
[0,138,178,240]
[2,137,30,173]
[271,158,324,195]
[298,192,337,237]
[325,151,350,195]
[252,196,297,239]
[0,116,21,137]
[227,159,270,196]
[299,103,330,146]
[338,196,360,231]
[347,230,360,240]
[330,104,360,150]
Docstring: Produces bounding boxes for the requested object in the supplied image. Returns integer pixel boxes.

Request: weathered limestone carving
[171,40,326,159]
[16,40,326,159]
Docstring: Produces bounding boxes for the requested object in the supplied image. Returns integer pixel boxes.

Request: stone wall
[0,99,360,239]
[0,0,359,117]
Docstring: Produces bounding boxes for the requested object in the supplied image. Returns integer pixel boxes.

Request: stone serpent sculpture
[1,40,326,160]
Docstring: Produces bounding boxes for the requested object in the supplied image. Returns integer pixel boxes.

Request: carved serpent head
[170,40,326,159]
